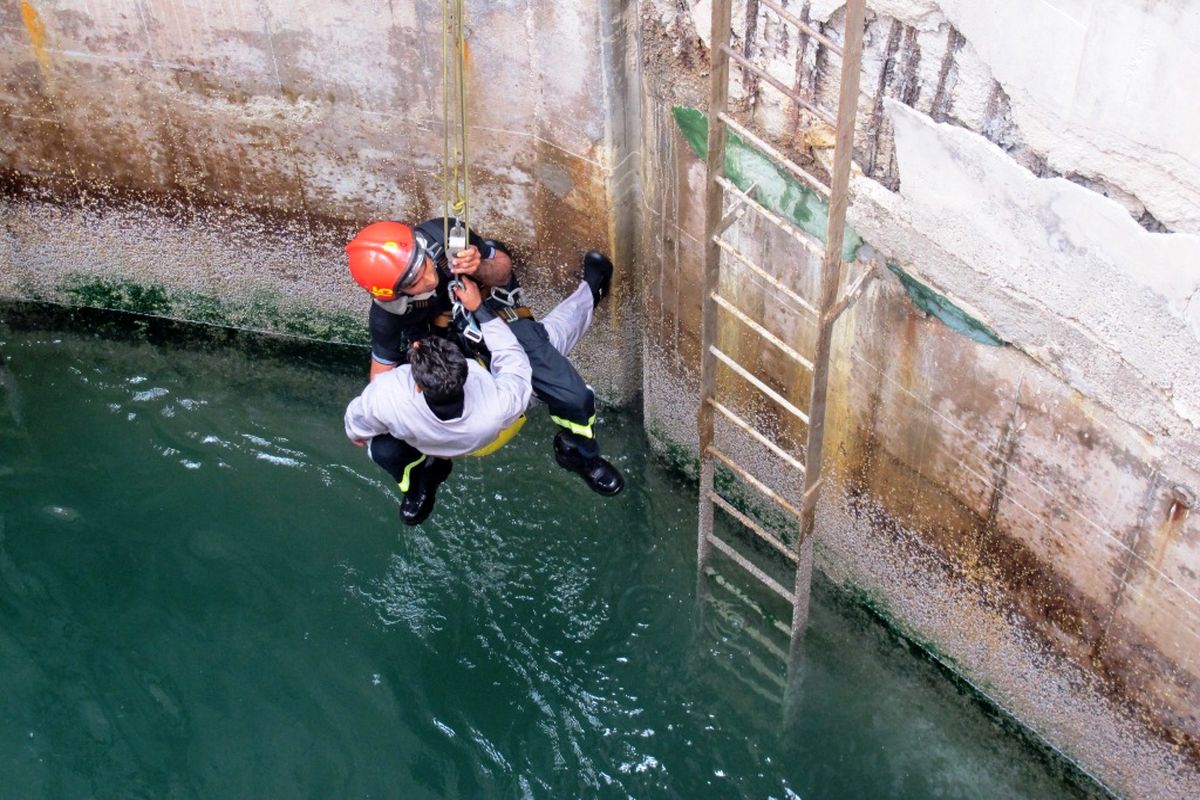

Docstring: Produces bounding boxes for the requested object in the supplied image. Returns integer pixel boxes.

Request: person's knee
[368,434,423,477]
[566,384,597,418]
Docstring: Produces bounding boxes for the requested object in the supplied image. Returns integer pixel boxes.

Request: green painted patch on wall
[670,106,1003,348]
[56,276,368,345]
[672,105,862,262]
[886,264,1004,346]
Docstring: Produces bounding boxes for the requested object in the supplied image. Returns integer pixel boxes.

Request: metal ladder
[697,0,871,661]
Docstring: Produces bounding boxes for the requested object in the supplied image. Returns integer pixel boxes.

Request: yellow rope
[442,0,470,245]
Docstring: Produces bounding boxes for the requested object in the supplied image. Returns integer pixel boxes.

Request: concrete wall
[0,0,641,402]
[5,0,1200,796]
[638,2,1200,797]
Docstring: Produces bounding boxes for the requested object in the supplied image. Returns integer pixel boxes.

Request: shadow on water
[0,301,1109,798]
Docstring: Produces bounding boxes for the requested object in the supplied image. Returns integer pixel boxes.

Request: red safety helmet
[345,221,428,300]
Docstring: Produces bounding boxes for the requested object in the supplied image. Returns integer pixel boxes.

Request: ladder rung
[712,292,815,371]
[714,176,827,261]
[718,113,831,199]
[708,445,802,520]
[712,235,819,317]
[721,648,788,702]
[824,262,876,323]
[706,529,796,603]
[710,346,810,425]
[714,181,758,235]
[759,0,844,57]
[707,398,806,475]
[721,44,837,127]
[799,477,825,518]
[715,205,747,237]
[706,567,793,638]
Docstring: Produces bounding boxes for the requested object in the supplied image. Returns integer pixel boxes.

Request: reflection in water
[0,305,1106,799]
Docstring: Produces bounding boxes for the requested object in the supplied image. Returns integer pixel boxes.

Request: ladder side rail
[698,0,735,572]
[791,0,867,644]
[824,262,877,324]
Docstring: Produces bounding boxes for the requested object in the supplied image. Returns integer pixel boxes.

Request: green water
[0,304,1104,799]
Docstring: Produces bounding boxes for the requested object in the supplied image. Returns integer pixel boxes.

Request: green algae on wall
[672,106,862,262]
[886,264,1004,346]
[57,276,368,344]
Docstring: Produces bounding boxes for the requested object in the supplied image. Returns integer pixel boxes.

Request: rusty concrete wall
[0,0,641,402]
[5,0,1200,795]
[638,2,1200,798]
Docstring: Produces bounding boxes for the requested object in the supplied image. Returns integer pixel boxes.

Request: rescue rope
[438,0,525,458]
[441,0,470,244]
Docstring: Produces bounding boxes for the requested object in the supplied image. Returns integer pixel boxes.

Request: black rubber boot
[553,431,624,496]
[582,251,613,307]
[400,458,454,526]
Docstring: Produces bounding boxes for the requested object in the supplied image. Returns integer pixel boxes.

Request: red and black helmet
[345,221,428,300]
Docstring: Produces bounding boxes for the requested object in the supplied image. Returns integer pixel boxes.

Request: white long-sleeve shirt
[343,315,532,458]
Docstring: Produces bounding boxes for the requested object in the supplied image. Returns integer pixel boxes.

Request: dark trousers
[368,435,427,492]
[507,317,599,459]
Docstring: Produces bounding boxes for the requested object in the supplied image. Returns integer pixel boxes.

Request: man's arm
[478,312,532,424]
[369,359,395,382]
[344,383,387,443]
[367,302,420,381]
[451,280,532,423]
[345,376,411,444]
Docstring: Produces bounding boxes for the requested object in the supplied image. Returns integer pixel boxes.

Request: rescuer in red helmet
[345,217,622,524]
[343,276,534,526]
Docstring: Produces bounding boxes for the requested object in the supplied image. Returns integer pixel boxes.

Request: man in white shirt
[344,278,532,525]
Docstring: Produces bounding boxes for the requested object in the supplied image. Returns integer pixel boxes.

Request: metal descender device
[447,220,483,345]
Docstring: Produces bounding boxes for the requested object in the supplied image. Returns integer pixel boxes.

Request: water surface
[0,304,1105,799]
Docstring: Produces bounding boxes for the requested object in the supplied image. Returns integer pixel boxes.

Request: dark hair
[410,337,468,403]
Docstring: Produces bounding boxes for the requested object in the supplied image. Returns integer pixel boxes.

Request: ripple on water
[352,551,449,637]
[253,452,305,468]
[42,505,80,522]
[130,387,169,402]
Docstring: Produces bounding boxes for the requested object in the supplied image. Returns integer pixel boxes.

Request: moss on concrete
[646,420,701,481]
[54,275,367,345]
[62,277,172,316]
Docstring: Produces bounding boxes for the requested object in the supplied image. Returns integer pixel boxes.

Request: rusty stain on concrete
[20,1,49,71]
